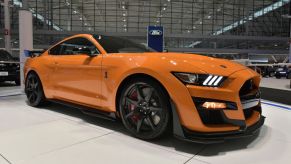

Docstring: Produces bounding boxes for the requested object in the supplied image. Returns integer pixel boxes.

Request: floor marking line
[0,153,12,164]
[261,102,291,110]
[0,93,24,98]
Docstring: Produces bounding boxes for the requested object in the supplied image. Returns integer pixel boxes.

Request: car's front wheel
[119,77,171,140]
[25,73,46,107]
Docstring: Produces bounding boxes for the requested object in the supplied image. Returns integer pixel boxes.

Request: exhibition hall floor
[0,94,290,164]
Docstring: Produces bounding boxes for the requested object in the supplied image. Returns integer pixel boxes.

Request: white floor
[0,95,290,164]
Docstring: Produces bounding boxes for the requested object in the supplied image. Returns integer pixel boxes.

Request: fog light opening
[202,102,227,109]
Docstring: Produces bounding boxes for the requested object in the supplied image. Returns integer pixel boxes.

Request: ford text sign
[147,26,164,52]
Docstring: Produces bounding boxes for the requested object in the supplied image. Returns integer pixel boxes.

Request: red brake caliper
[129,90,141,122]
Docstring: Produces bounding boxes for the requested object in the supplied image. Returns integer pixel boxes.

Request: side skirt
[49,99,117,121]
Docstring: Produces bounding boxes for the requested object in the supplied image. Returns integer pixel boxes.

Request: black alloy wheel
[25,73,45,107]
[119,78,171,140]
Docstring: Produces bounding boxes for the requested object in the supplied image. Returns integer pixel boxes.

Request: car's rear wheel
[119,77,171,140]
[25,73,45,107]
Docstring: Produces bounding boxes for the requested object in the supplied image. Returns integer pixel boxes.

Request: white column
[19,10,33,90]
[4,0,11,54]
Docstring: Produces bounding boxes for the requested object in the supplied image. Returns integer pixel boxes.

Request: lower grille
[197,109,225,124]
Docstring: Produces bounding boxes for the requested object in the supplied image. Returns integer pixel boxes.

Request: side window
[49,44,61,55]
[59,37,99,55]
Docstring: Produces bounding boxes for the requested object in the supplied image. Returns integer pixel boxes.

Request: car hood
[145,52,249,76]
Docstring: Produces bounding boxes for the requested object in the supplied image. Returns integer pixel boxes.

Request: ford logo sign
[149,30,162,36]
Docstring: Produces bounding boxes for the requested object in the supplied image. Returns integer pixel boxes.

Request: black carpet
[260,87,291,106]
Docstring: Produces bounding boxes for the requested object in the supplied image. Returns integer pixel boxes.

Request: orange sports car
[24,34,265,143]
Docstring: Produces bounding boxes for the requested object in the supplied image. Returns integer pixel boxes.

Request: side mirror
[73,47,96,57]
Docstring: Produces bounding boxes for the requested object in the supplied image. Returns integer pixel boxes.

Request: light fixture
[123,24,127,27]
[79,17,83,20]
[199,21,202,24]
[202,102,227,109]
[193,26,196,29]
[208,15,211,19]
[202,75,224,86]
[122,13,126,16]
[173,73,198,84]
[162,7,166,10]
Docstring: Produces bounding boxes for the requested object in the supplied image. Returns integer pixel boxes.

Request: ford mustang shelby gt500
[24,34,264,143]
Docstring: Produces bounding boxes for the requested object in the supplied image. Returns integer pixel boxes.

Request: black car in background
[275,67,291,79]
[0,50,20,85]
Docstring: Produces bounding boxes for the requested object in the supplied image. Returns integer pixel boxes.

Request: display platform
[260,78,291,105]
[0,95,290,164]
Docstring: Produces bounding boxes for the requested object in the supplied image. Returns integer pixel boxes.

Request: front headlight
[173,72,225,87]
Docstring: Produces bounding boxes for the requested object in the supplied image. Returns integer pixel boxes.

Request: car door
[50,37,103,108]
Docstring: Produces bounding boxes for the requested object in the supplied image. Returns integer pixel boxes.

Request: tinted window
[0,50,13,61]
[49,44,61,55]
[50,37,99,55]
[93,35,154,53]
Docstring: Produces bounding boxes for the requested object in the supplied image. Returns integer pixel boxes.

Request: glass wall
[0,0,290,52]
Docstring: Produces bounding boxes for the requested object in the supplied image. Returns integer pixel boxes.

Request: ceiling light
[274,44,278,46]
[167,0,171,2]
[80,17,83,20]
[162,7,166,10]
[208,15,211,19]
[122,19,126,22]
[199,21,202,24]
[84,23,87,26]
[123,24,127,27]
[73,10,77,14]
[193,26,196,29]
[122,13,126,16]
[217,8,221,12]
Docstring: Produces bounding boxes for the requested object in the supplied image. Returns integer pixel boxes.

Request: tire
[118,77,171,140]
[287,73,291,79]
[25,72,46,107]
[276,75,281,79]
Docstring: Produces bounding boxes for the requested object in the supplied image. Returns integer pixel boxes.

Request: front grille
[243,108,253,119]
[197,109,225,124]
[239,79,256,96]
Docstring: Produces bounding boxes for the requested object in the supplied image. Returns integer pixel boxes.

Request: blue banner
[147,26,164,52]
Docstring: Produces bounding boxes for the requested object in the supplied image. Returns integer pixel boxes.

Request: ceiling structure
[0,0,290,55]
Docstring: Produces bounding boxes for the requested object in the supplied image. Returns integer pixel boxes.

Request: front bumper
[175,115,265,144]
[170,68,265,143]
[0,71,20,82]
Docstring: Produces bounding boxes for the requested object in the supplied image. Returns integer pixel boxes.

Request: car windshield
[93,35,155,53]
[0,50,13,61]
